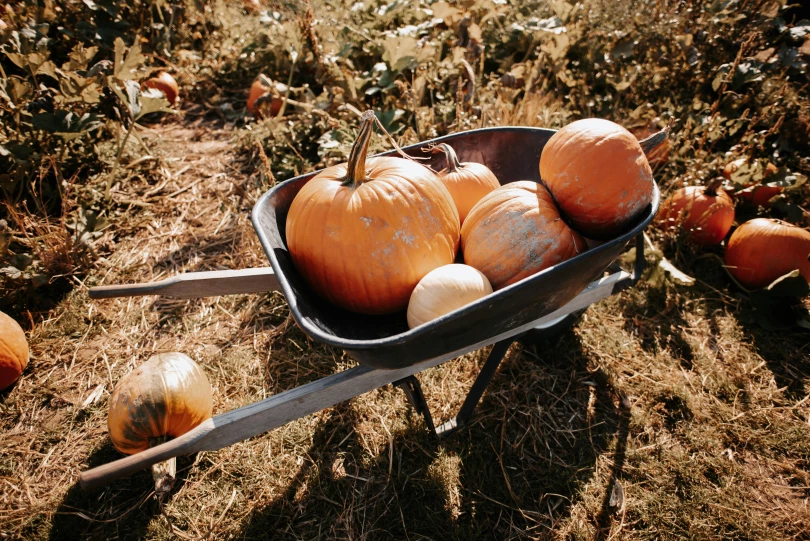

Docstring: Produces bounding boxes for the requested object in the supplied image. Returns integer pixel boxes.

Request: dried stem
[150,436,176,496]
[343,111,376,188]
[430,143,462,173]
[638,127,670,157]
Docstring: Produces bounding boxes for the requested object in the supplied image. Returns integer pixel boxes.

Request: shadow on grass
[47,441,198,541]
[594,391,632,541]
[618,285,696,370]
[731,304,810,401]
[237,332,627,539]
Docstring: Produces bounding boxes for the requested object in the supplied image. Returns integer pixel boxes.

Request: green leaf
[113,37,145,81]
[0,143,35,161]
[32,112,68,133]
[0,266,23,281]
[31,110,101,139]
[59,73,101,104]
[5,53,31,70]
[122,79,141,118]
[63,44,99,72]
[659,257,696,286]
[382,36,418,73]
[36,60,58,80]
[136,89,173,119]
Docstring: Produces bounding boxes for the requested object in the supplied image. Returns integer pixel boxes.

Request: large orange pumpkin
[461,181,585,290]
[0,311,28,391]
[430,143,500,225]
[108,352,213,455]
[286,111,460,314]
[724,218,810,289]
[658,178,735,245]
[539,118,658,240]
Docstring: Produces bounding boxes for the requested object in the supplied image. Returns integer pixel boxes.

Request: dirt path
[2,117,287,538]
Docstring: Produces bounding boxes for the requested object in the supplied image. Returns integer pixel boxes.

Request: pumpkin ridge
[384,180,420,291]
[391,174,453,303]
[0,337,23,366]
[349,188,374,310]
[320,183,343,306]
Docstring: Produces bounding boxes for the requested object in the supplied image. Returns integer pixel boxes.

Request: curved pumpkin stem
[150,436,176,496]
[704,177,724,197]
[430,143,462,173]
[344,110,377,189]
[638,127,669,157]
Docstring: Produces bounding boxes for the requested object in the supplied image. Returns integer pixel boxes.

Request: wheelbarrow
[79,125,664,490]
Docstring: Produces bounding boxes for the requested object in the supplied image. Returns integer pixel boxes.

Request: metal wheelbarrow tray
[79,126,660,489]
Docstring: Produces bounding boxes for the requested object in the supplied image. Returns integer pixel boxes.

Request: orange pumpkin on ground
[142,72,179,106]
[108,352,213,493]
[724,218,810,289]
[108,352,213,455]
[540,118,659,240]
[247,74,284,118]
[0,311,28,391]
[722,159,777,182]
[733,184,783,209]
[658,178,735,245]
[429,143,500,225]
[461,181,585,290]
[286,111,460,314]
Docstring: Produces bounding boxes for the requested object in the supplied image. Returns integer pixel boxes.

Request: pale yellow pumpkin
[406,264,493,328]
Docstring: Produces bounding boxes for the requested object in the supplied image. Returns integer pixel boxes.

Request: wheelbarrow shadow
[47,441,198,541]
[237,332,629,539]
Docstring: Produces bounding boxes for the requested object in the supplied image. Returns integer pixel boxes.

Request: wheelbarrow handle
[89,267,280,299]
[79,270,629,490]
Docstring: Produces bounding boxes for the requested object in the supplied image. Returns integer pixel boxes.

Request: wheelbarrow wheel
[517,309,585,346]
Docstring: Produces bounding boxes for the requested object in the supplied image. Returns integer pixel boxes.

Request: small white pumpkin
[406,264,493,329]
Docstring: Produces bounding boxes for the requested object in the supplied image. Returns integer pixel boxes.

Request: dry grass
[3,130,807,538]
[2,0,810,539]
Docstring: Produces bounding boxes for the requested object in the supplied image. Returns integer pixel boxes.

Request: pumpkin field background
[2,0,810,539]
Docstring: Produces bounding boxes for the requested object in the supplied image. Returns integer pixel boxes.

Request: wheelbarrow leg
[393,376,435,433]
[434,338,513,438]
[393,340,512,439]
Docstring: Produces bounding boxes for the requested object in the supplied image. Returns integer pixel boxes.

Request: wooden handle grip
[89,268,280,299]
[79,421,212,490]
